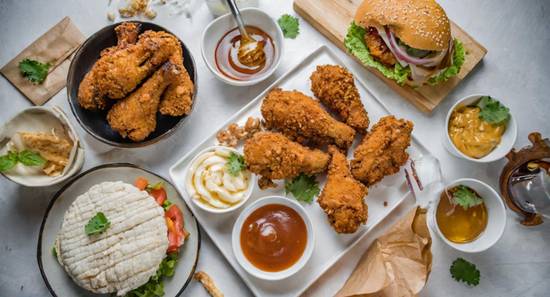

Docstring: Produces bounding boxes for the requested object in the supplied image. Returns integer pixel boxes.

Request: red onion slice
[383,27,447,66]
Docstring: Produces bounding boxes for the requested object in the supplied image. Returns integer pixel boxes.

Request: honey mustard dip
[448,106,506,159]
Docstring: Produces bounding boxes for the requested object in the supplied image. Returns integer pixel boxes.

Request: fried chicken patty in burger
[345,0,465,86]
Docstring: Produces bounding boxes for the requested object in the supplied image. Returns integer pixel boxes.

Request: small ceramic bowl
[67,21,198,148]
[232,196,314,280]
[428,178,506,253]
[0,106,85,187]
[444,94,518,163]
[184,146,255,214]
[201,8,283,86]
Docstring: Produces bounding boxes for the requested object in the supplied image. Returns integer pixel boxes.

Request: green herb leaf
[284,174,320,203]
[0,151,19,172]
[226,152,246,177]
[84,212,111,236]
[476,96,510,125]
[17,150,46,166]
[146,181,164,191]
[450,257,480,286]
[126,253,178,297]
[19,58,51,84]
[452,185,483,210]
[52,246,57,258]
[162,199,173,211]
[277,14,300,39]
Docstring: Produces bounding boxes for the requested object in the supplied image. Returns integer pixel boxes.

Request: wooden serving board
[294,0,487,113]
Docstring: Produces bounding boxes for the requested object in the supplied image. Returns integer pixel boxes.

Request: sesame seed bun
[354,0,451,51]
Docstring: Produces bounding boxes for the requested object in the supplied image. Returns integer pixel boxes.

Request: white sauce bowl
[201,8,284,86]
[443,94,518,163]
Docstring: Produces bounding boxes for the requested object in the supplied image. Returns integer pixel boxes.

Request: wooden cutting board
[294,0,487,113]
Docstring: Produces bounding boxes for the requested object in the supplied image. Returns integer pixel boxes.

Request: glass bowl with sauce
[232,196,314,280]
[201,8,283,86]
[428,178,506,253]
[444,94,517,163]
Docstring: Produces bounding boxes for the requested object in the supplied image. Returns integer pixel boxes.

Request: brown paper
[1,17,85,105]
[336,207,432,297]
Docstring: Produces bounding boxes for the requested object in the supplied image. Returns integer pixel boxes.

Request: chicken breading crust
[351,116,413,186]
[310,65,370,131]
[318,146,368,234]
[261,88,356,150]
[244,131,329,180]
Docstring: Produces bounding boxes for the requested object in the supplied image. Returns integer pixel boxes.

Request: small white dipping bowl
[444,94,517,163]
[428,178,506,253]
[184,146,255,214]
[232,196,314,280]
[201,8,284,86]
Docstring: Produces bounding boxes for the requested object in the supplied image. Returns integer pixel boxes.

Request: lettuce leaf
[428,39,466,85]
[344,22,410,85]
[344,22,466,86]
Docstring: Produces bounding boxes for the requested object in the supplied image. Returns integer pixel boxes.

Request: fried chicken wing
[351,116,413,186]
[107,62,180,141]
[318,146,368,233]
[159,38,194,116]
[261,89,356,150]
[310,65,370,131]
[78,22,141,110]
[244,132,329,180]
[78,29,179,111]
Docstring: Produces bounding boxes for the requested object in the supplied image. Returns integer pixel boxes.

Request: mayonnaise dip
[185,148,251,209]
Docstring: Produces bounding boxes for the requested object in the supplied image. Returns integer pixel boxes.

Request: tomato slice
[150,188,167,206]
[165,205,188,253]
[134,177,148,191]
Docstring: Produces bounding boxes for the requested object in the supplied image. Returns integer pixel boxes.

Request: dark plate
[67,22,198,148]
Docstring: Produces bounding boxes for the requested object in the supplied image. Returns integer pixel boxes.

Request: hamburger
[346,0,465,86]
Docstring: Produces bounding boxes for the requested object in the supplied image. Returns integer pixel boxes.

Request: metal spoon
[225,0,266,67]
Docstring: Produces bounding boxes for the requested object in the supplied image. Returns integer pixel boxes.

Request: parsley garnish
[476,96,510,125]
[162,199,173,211]
[226,152,246,176]
[0,150,46,172]
[277,14,300,39]
[284,174,320,203]
[52,246,57,258]
[84,212,110,236]
[146,181,164,191]
[126,253,178,297]
[19,58,51,84]
[452,185,483,210]
[450,258,480,286]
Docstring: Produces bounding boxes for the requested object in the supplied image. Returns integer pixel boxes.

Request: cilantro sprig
[452,185,483,210]
[19,58,51,84]
[0,150,46,172]
[277,14,300,39]
[476,96,510,125]
[84,212,111,236]
[226,152,246,176]
[284,174,320,203]
[450,258,480,286]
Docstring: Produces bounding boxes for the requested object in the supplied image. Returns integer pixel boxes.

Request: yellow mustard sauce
[448,106,506,159]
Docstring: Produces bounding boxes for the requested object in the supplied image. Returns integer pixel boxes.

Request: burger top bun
[354,0,451,51]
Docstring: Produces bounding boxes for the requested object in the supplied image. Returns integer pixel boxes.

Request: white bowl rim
[431,178,507,253]
[184,145,255,214]
[232,195,315,280]
[200,7,284,87]
[0,106,85,187]
[444,93,518,163]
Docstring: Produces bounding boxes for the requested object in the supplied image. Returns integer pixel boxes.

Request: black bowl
[67,22,198,148]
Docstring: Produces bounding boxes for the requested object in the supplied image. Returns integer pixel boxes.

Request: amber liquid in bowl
[240,204,307,272]
[436,188,488,243]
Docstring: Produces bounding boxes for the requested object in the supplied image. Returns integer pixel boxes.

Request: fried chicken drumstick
[78,29,179,110]
[107,62,180,141]
[351,116,413,186]
[244,132,329,180]
[318,147,368,234]
[310,65,370,131]
[261,89,356,150]
[78,22,141,110]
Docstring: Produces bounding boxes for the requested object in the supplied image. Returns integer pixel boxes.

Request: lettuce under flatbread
[344,22,465,86]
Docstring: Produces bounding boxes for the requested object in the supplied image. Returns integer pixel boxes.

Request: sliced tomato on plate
[134,177,148,191]
[150,188,167,206]
[165,204,189,253]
